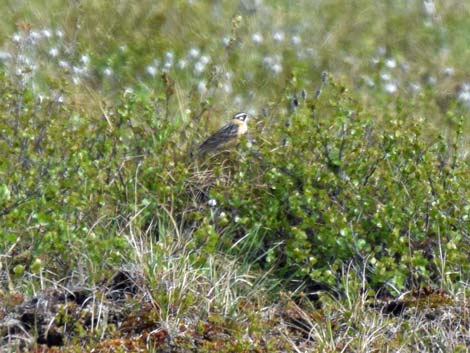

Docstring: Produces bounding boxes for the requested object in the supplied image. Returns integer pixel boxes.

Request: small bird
[196,112,249,154]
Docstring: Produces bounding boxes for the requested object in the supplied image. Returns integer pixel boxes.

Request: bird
[196,112,249,154]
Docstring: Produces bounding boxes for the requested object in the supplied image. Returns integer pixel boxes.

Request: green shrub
[2,63,469,294]
[209,75,470,291]
[0,74,191,281]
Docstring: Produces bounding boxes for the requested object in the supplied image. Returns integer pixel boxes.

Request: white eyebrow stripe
[234,112,248,119]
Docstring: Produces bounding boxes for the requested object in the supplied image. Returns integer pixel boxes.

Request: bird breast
[236,121,248,136]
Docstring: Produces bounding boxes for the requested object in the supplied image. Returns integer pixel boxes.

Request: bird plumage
[197,112,248,154]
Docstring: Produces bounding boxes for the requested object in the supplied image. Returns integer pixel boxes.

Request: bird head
[234,112,248,122]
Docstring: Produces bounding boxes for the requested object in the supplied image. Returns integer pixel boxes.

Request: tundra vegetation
[1,1,470,352]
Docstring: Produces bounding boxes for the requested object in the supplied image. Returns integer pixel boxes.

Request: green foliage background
[1,0,470,295]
